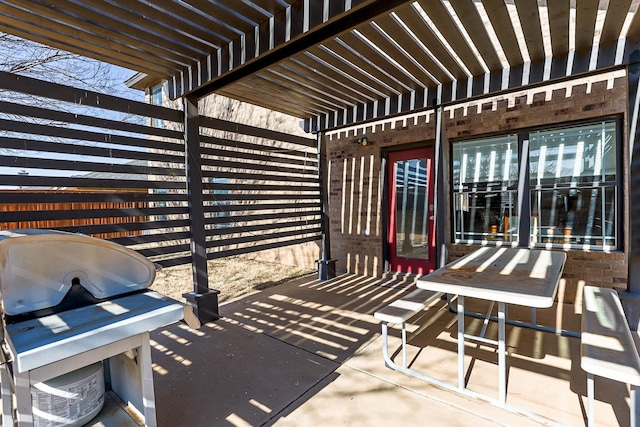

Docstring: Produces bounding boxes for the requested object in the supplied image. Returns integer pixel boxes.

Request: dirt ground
[150,257,315,303]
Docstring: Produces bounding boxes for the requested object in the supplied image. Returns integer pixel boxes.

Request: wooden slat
[217,82,326,117]
[0,101,183,140]
[207,227,322,248]
[213,0,272,24]
[206,219,319,237]
[0,1,188,72]
[201,158,316,177]
[54,219,191,235]
[547,0,571,57]
[253,70,350,111]
[200,135,317,159]
[392,7,468,80]
[204,202,321,213]
[0,175,185,190]
[575,0,600,53]
[625,3,640,40]
[374,13,454,84]
[202,170,318,183]
[0,156,183,177]
[0,191,186,204]
[201,145,316,168]
[51,0,205,63]
[601,0,633,45]
[294,40,406,100]
[0,71,183,122]
[203,193,318,202]
[0,137,184,165]
[206,235,321,260]
[415,0,486,77]
[198,115,315,147]
[284,51,378,103]
[355,21,435,88]
[514,0,546,63]
[0,119,183,153]
[206,211,320,226]
[313,36,409,96]
[448,0,503,71]
[205,182,318,193]
[0,206,187,223]
[0,22,170,77]
[481,0,523,67]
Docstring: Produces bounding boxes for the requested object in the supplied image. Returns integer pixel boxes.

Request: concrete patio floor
[141,274,624,426]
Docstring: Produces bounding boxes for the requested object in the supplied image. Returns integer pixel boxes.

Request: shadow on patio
[146,274,625,427]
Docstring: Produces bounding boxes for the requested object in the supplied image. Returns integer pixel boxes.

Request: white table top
[4,290,184,373]
[416,247,567,308]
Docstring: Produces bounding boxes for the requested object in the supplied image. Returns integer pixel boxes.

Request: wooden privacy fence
[0,71,321,268]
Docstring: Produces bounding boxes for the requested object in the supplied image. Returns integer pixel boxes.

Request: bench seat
[582,285,640,427]
[374,289,443,324]
[374,288,443,368]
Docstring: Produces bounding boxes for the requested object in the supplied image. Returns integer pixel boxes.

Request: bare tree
[0,32,137,98]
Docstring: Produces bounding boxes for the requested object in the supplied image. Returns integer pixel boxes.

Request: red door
[387,147,436,275]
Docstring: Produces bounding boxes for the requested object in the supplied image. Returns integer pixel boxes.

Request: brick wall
[325,70,629,302]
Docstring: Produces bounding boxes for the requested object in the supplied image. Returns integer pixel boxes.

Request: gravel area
[150,257,315,303]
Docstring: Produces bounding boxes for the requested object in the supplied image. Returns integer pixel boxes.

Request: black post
[628,54,640,293]
[315,129,336,279]
[182,94,220,325]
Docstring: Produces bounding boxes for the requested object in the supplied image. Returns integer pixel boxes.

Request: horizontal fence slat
[206,235,321,260]
[0,100,183,140]
[206,219,320,237]
[200,145,317,168]
[207,227,322,247]
[0,156,184,177]
[206,211,321,225]
[0,118,184,152]
[203,193,318,202]
[199,115,315,148]
[0,206,187,222]
[0,191,187,204]
[201,135,316,156]
[205,183,319,192]
[201,157,317,176]
[204,202,321,213]
[202,170,319,183]
[0,71,183,122]
[0,136,185,164]
[0,175,186,189]
[52,219,191,235]
[111,231,191,246]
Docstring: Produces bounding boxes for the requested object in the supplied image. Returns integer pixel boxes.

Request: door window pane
[394,158,429,260]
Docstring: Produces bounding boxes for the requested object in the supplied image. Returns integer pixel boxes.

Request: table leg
[498,301,506,405]
[457,295,465,390]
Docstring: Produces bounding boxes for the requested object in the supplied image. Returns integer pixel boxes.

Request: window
[150,84,164,128]
[529,121,618,247]
[451,119,619,250]
[452,135,518,242]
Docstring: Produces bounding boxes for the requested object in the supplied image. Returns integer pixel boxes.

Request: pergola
[2,0,640,315]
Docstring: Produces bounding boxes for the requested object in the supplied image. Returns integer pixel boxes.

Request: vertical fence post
[629,55,640,293]
[182,94,220,325]
[315,129,336,280]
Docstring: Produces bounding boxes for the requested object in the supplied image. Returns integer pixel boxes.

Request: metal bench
[581,285,640,427]
[374,288,443,368]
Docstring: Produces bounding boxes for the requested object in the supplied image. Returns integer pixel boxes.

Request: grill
[0,229,184,427]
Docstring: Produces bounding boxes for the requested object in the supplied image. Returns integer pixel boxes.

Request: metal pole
[182,94,219,325]
[315,128,336,279]
[628,56,640,293]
